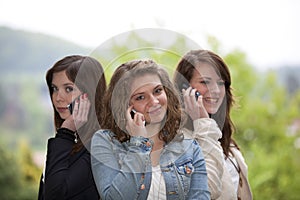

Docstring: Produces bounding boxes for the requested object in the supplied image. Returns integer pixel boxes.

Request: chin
[206,109,218,115]
[59,114,70,120]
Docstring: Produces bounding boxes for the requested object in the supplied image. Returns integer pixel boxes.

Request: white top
[225,153,240,193]
[147,165,166,200]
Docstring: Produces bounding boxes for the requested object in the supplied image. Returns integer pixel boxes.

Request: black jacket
[38,128,99,200]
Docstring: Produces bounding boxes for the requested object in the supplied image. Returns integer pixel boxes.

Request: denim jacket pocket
[174,159,194,195]
[176,159,194,176]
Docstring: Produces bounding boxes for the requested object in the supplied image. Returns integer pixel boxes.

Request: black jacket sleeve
[42,128,98,200]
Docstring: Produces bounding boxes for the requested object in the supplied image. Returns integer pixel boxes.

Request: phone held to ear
[130,109,146,126]
[130,109,136,119]
[182,83,201,100]
[68,96,81,114]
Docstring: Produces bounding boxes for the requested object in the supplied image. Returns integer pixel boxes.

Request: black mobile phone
[130,109,146,126]
[130,109,136,119]
[68,96,81,114]
[182,83,201,100]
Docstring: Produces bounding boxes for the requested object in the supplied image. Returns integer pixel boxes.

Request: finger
[72,98,80,115]
[183,87,192,107]
[197,95,209,118]
[80,94,90,119]
[190,88,196,100]
[136,112,145,126]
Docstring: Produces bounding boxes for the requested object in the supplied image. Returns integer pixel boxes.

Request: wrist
[56,128,79,143]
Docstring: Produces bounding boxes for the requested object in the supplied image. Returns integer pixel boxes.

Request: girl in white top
[174,49,252,200]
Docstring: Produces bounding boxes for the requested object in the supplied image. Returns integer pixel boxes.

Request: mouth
[203,97,220,104]
[56,106,69,113]
[148,106,162,115]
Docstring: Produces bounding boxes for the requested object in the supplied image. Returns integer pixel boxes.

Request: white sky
[0,0,299,71]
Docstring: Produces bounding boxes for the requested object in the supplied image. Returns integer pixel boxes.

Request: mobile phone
[130,108,146,126]
[182,83,201,100]
[68,96,81,114]
[130,109,136,119]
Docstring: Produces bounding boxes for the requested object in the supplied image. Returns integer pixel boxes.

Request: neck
[146,123,164,151]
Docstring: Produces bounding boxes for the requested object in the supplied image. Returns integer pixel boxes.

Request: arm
[186,118,224,199]
[44,128,93,200]
[182,88,224,199]
[187,140,210,199]
[91,130,152,200]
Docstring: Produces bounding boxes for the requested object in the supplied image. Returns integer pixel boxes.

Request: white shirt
[147,165,166,200]
[225,153,240,193]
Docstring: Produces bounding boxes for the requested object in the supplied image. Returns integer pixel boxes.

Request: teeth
[205,98,218,103]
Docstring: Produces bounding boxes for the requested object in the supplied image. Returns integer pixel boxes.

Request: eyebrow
[195,76,223,81]
[51,82,74,87]
[131,84,163,98]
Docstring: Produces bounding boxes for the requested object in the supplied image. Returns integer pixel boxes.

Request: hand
[125,105,147,137]
[61,93,91,131]
[182,87,209,120]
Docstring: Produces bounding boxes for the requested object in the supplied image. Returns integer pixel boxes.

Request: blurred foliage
[0,28,299,199]
[0,140,41,200]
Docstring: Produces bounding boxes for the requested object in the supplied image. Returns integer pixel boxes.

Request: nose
[54,91,65,102]
[148,94,159,106]
[209,82,221,94]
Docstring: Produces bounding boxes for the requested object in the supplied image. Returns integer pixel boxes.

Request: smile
[148,106,162,115]
[204,97,219,104]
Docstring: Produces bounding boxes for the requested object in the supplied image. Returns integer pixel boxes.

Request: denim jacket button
[140,184,145,190]
[145,141,151,147]
[185,166,192,174]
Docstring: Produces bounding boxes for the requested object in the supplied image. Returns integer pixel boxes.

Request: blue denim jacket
[91,129,210,200]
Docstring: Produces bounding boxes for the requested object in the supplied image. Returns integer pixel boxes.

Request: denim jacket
[91,129,210,200]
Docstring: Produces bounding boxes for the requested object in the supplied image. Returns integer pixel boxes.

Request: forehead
[194,62,221,79]
[131,74,161,94]
[52,70,72,84]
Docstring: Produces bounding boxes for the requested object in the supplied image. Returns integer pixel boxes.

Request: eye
[218,81,225,86]
[200,80,209,85]
[154,86,163,94]
[135,95,145,101]
[51,85,58,92]
[66,86,74,93]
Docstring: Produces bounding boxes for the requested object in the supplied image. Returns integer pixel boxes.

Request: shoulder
[92,129,115,145]
[167,137,202,155]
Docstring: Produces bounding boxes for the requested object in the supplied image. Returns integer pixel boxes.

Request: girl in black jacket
[38,55,106,200]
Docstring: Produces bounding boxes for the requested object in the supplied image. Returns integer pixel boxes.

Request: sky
[0,0,299,71]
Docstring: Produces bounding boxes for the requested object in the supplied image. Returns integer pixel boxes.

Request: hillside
[0,26,91,74]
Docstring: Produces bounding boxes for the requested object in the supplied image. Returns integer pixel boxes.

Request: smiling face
[129,74,167,125]
[190,62,226,114]
[51,70,82,119]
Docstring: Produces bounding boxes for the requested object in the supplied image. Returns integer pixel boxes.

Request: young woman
[174,50,252,200]
[91,59,210,199]
[38,55,106,200]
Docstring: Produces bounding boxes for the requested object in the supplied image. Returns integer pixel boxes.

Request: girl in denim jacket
[91,60,210,199]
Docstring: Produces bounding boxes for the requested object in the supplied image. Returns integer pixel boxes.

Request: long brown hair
[46,55,106,151]
[173,49,238,157]
[102,60,183,143]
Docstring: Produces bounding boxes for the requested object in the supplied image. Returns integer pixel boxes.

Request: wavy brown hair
[173,49,239,157]
[102,60,183,143]
[46,55,106,151]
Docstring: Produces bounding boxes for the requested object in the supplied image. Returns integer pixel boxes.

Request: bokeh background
[0,0,299,199]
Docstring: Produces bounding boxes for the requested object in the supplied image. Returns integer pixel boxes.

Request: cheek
[160,94,168,106]
[132,102,146,113]
[220,87,226,99]
[192,84,208,95]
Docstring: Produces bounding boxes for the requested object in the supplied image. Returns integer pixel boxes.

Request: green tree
[208,37,300,199]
